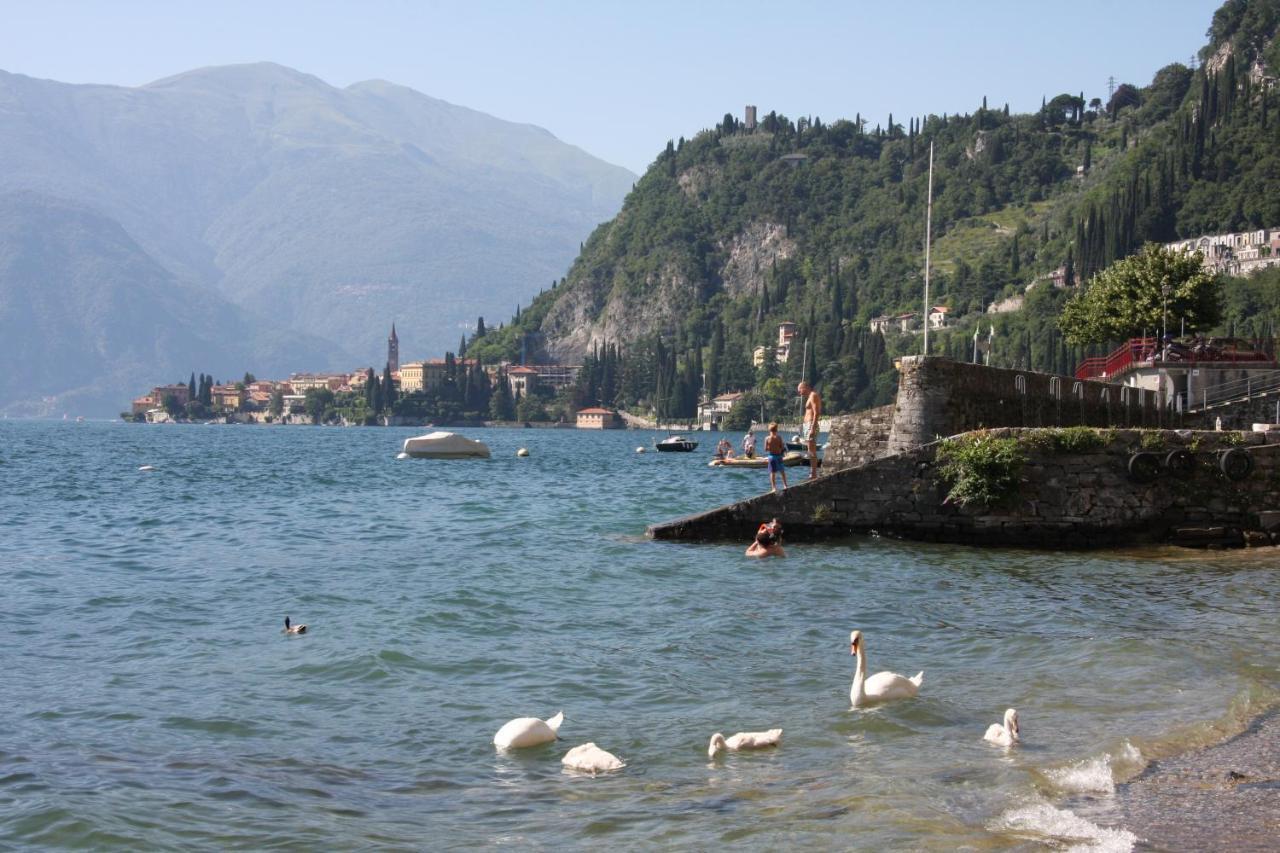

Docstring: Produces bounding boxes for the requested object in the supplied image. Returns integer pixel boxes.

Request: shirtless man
[797,381,821,480]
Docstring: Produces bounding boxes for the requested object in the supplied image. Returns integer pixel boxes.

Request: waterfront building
[507,365,538,396]
[575,407,623,429]
[399,362,425,393]
[697,391,746,430]
[210,384,244,412]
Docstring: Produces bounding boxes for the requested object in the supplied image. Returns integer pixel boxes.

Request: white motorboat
[401,431,491,459]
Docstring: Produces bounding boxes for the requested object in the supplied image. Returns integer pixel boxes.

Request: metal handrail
[1191,368,1280,410]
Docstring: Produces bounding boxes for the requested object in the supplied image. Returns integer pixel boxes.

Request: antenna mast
[923,141,934,356]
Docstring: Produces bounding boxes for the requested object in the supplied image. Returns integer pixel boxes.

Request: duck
[708,728,783,758]
[984,708,1020,746]
[561,742,625,774]
[283,617,307,635]
[849,629,922,707]
[493,711,564,749]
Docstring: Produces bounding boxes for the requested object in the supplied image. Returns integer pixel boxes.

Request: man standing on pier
[798,381,821,480]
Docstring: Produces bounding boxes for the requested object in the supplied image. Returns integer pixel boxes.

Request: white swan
[561,742,625,774]
[849,630,922,707]
[708,728,783,758]
[493,711,564,749]
[984,708,1020,746]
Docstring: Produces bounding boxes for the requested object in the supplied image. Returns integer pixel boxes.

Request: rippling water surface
[2,420,1278,850]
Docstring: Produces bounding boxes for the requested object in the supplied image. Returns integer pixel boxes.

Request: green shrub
[1139,430,1165,450]
[935,432,1027,508]
[1022,426,1107,454]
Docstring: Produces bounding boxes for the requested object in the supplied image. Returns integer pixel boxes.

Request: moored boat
[655,434,698,452]
[708,451,809,469]
[402,431,491,459]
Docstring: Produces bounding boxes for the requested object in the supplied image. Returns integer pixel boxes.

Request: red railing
[1075,337,1275,380]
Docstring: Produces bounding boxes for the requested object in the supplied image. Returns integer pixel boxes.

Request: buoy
[636,447,646,454]
[516,448,530,457]
[138,465,156,472]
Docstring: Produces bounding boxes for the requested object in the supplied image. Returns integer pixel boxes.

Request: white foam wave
[1043,742,1145,794]
[994,801,1137,853]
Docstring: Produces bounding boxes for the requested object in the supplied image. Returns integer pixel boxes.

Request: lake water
[2,420,1278,850]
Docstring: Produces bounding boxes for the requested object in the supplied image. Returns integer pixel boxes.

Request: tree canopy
[1059,244,1221,345]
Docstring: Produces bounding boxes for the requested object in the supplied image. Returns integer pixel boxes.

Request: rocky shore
[1110,709,1280,849]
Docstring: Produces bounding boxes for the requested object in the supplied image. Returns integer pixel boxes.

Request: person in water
[764,422,788,492]
[742,430,757,459]
[746,518,786,557]
[798,381,822,481]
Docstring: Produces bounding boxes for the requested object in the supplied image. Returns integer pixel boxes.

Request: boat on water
[655,434,698,452]
[402,431,491,459]
[708,451,810,469]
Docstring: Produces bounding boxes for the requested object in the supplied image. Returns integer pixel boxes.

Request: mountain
[0,62,635,415]
[469,0,1280,419]
[0,192,340,416]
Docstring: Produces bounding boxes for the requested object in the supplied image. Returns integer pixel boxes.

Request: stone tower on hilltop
[387,323,399,372]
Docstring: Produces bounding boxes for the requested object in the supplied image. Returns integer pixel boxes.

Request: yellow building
[576,407,623,429]
[399,362,426,393]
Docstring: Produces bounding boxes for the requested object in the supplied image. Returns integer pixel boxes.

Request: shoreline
[1107,706,1280,849]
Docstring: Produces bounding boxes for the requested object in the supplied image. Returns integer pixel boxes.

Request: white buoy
[517,448,530,457]
[636,447,646,454]
[138,465,156,472]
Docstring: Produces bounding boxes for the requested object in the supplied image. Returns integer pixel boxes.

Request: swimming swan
[708,728,783,758]
[561,742,625,774]
[283,617,307,635]
[493,711,564,749]
[849,630,922,707]
[984,708,1020,746]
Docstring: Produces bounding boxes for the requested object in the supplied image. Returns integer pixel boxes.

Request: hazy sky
[1,0,1220,174]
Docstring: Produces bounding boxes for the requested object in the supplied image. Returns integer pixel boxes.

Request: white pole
[923,141,934,357]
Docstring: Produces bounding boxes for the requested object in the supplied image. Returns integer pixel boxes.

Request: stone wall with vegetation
[650,427,1280,549]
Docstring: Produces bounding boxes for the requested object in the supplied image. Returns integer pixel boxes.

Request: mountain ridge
[0,62,635,415]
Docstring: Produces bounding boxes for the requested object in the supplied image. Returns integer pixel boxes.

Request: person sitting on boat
[746,519,785,558]
[742,430,757,459]
[764,422,788,492]
[715,438,734,460]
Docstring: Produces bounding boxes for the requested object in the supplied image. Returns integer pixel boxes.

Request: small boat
[709,451,809,469]
[401,431,491,459]
[655,434,698,453]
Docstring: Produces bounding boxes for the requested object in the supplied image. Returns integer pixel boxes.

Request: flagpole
[923,140,934,356]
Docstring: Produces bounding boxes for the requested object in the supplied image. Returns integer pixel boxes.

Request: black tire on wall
[1164,448,1195,477]
[1219,447,1254,481]
[1128,452,1161,483]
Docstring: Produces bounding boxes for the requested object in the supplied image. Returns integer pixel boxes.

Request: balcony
[1074,337,1275,381]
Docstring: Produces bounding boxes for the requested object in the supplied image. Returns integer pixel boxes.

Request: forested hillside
[470,0,1280,422]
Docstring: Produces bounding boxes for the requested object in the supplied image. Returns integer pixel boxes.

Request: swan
[849,630,922,707]
[493,711,564,749]
[283,617,307,635]
[708,728,783,758]
[561,742,625,774]
[984,708,1020,746]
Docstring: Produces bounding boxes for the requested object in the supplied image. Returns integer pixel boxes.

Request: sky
[0,0,1222,175]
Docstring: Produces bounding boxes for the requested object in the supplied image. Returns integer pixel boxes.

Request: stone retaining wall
[649,428,1280,549]
[823,357,1169,474]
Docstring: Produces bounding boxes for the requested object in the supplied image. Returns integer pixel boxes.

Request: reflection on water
[1,420,1278,849]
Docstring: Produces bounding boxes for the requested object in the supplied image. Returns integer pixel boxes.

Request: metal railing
[1188,368,1280,411]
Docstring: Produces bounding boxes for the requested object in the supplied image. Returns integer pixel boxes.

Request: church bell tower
[387,323,399,372]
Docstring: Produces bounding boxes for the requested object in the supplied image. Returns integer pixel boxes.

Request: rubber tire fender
[1164,448,1195,477]
[1127,451,1161,483]
[1219,447,1254,481]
